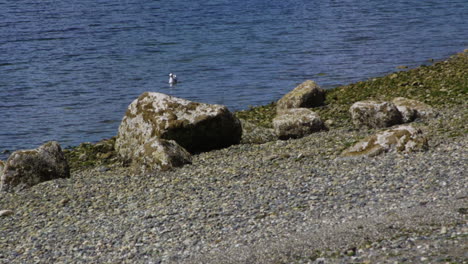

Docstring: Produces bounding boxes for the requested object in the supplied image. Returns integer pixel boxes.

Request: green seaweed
[63,137,118,171]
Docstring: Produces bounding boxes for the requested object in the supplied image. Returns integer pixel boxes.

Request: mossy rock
[1,141,70,192]
[392,97,438,123]
[349,100,403,129]
[273,108,327,139]
[342,125,428,157]
[131,138,192,173]
[276,80,325,112]
[116,92,242,164]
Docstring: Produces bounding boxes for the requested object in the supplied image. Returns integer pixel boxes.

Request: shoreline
[0,51,467,263]
[0,51,466,162]
[61,50,467,172]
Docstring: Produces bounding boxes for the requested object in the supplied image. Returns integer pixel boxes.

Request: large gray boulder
[342,125,428,157]
[276,80,325,113]
[350,100,403,129]
[131,138,192,172]
[0,141,70,192]
[392,97,438,123]
[273,108,327,139]
[115,92,242,161]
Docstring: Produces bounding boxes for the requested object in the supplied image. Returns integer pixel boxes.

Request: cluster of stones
[343,97,437,157]
[273,80,327,139]
[349,97,437,129]
[272,81,436,158]
[0,82,438,193]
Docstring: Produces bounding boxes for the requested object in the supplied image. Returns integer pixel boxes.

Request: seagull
[169,73,177,86]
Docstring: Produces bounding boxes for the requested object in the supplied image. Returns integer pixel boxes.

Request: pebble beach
[1,53,467,263]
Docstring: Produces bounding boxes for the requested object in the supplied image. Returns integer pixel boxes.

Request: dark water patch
[99,119,120,124]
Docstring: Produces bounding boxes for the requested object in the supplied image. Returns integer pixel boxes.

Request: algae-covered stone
[115,92,242,159]
[392,97,438,123]
[0,141,70,192]
[350,100,403,129]
[276,80,325,112]
[342,125,428,157]
[273,108,327,139]
[132,138,192,172]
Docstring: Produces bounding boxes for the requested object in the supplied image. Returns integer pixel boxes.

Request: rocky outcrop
[342,125,428,157]
[115,92,242,163]
[392,97,437,123]
[131,138,192,172]
[0,141,70,192]
[273,108,327,139]
[276,80,325,113]
[350,101,403,129]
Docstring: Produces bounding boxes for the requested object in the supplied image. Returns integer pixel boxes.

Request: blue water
[0,0,467,159]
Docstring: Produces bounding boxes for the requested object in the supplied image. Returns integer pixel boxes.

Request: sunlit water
[1,0,467,159]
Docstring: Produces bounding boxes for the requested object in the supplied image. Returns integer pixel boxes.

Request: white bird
[169,73,177,86]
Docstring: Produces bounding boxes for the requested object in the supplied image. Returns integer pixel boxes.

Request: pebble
[0,209,13,217]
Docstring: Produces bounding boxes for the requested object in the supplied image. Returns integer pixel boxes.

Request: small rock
[59,199,70,206]
[440,226,447,234]
[392,97,437,123]
[0,141,70,192]
[325,119,334,127]
[0,210,13,217]
[349,100,403,129]
[131,138,192,172]
[273,108,327,139]
[345,247,356,256]
[276,80,325,112]
[98,166,110,172]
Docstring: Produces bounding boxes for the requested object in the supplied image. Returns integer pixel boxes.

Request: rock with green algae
[276,80,325,113]
[273,108,327,140]
[349,100,403,129]
[115,92,242,161]
[0,141,70,192]
[130,138,192,173]
[392,97,438,123]
[341,125,428,157]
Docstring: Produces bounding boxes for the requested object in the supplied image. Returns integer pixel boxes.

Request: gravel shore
[1,103,466,263]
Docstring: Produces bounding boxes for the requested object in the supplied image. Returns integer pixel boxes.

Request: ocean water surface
[0,0,467,158]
